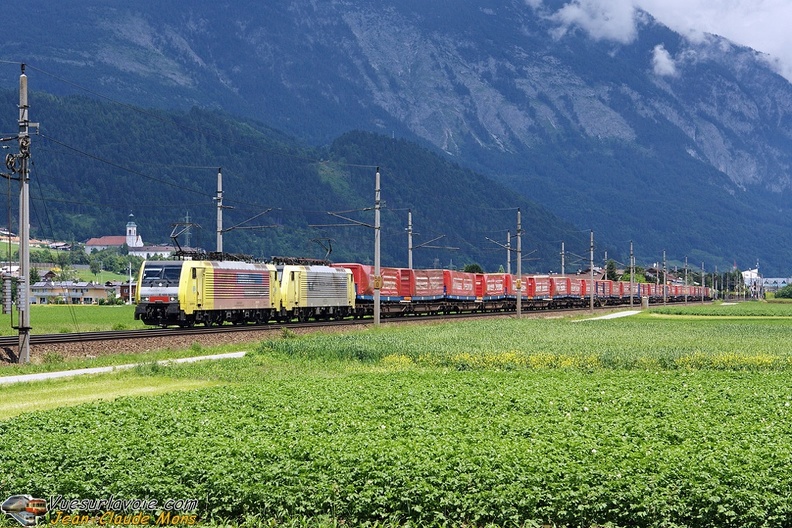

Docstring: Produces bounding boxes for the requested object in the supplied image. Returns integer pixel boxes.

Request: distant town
[1,214,190,305]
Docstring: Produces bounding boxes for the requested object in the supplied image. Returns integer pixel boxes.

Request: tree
[606,259,618,281]
[55,252,77,281]
[620,265,646,283]
[464,263,484,273]
[775,285,792,299]
[89,259,102,279]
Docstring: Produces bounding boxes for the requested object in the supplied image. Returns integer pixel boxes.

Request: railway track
[0,303,637,353]
[0,317,386,348]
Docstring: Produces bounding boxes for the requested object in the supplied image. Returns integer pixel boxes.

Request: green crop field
[651,301,792,317]
[2,303,792,527]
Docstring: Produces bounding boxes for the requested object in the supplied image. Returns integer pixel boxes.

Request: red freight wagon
[443,270,477,299]
[687,286,699,299]
[412,268,445,300]
[530,276,552,299]
[332,263,403,299]
[512,275,529,297]
[612,281,624,300]
[379,268,402,299]
[568,277,585,299]
[640,283,662,299]
[552,276,570,298]
[580,279,591,298]
[474,273,485,298]
[399,268,414,298]
[622,281,639,298]
[482,273,512,298]
[596,280,613,297]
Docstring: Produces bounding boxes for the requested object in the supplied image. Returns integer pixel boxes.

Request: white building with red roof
[84,214,144,254]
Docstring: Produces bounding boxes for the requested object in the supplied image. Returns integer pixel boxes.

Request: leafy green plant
[774,284,792,299]
[4,311,792,526]
[280,327,298,340]
[41,352,64,364]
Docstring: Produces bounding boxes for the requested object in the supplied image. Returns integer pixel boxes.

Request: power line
[38,133,214,198]
[24,63,379,169]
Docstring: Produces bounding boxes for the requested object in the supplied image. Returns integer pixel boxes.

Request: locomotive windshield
[141,263,183,283]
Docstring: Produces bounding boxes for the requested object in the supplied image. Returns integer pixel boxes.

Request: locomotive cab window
[192,268,197,279]
[141,263,182,282]
[163,266,182,281]
[142,266,164,280]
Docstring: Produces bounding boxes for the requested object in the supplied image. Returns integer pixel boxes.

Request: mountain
[0,90,583,272]
[2,0,792,274]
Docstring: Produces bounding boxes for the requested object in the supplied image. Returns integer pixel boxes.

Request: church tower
[126,214,143,247]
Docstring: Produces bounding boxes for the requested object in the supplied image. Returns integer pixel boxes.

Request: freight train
[134,258,711,327]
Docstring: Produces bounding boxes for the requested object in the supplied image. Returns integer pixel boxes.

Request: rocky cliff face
[5,0,792,271]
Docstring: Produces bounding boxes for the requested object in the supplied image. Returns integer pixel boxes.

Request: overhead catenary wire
[38,134,215,199]
[0,63,381,220]
[23,63,379,170]
[2,63,560,272]
[5,70,521,261]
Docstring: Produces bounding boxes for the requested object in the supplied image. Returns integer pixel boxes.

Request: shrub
[774,285,792,298]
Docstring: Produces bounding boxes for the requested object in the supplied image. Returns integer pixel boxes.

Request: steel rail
[0,304,642,349]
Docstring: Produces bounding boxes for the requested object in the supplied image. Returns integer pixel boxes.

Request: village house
[85,214,175,258]
[31,280,112,305]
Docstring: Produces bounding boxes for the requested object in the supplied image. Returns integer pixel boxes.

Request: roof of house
[85,236,127,246]
[130,244,173,251]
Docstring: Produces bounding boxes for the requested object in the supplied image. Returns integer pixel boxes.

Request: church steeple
[125,214,143,247]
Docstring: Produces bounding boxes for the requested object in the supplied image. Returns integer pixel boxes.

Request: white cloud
[652,44,677,76]
[636,0,792,81]
[539,0,792,82]
[550,0,638,44]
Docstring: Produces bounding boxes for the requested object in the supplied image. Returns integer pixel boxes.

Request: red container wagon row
[334,264,713,317]
[335,264,520,315]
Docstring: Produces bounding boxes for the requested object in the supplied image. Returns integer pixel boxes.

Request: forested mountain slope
[2,0,792,272]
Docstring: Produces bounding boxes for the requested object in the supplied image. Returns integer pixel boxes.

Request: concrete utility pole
[16,65,36,364]
[589,230,594,313]
[702,262,705,303]
[407,213,456,268]
[373,168,381,326]
[506,231,511,275]
[662,250,667,305]
[561,241,565,276]
[516,209,522,318]
[407,209,413,269]
[184,211,191,249]
[630,240,634,309]
[215,167,223,253]
[684,256,688,305]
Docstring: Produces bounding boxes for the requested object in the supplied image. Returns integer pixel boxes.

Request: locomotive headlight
[142,296,149,302]
[169,296,176,302]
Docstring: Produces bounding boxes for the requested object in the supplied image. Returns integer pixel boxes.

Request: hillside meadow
[0,304,145,336]
[1,302,792,527]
